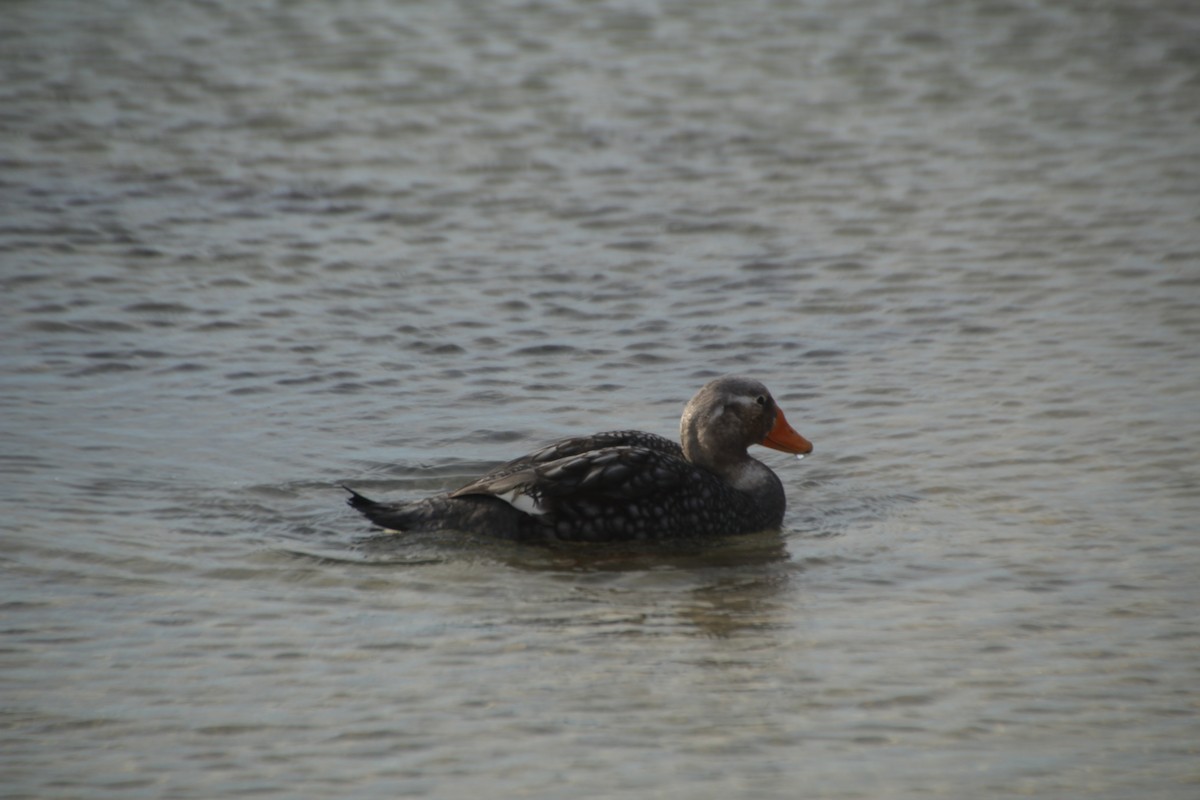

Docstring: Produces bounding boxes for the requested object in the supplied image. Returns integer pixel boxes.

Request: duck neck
[723,455,781,496]
[683,436,777,496]
[710,455,787,529]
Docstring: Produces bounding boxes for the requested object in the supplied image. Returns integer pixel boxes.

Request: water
[3,0,1199,797]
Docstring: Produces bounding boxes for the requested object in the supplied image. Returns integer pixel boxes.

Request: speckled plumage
[345,376,813,543]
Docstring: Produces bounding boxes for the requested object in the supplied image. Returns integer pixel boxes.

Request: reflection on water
[3,0,1199,797]
[348,527,796,637]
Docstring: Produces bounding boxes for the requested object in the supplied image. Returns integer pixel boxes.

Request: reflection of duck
[346,376,813,543]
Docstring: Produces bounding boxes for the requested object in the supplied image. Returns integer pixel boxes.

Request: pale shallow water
[3,0,1199,797]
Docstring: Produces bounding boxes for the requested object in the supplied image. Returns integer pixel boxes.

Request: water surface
[3,1,1199,797]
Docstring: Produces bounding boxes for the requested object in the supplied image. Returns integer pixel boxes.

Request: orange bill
[761,407,813,454]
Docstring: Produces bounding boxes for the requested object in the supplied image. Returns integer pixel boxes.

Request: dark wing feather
[450,445,690,515]
[459,430,682,487]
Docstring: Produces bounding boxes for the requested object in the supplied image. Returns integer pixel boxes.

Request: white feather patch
[505,489,548,516]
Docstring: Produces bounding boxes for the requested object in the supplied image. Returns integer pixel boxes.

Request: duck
[345,375,813,543]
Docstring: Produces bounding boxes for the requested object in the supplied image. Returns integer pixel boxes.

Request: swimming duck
[345,376,813,542]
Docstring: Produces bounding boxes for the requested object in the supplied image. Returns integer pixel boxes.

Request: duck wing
[464,430,682,486]
[450,444,691,519]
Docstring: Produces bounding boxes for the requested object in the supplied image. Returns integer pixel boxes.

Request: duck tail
[343,485,428,532]
[343,485,527,538]
[342,485,381,512]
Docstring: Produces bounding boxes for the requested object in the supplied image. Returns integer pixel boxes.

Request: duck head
[679,376,813,475]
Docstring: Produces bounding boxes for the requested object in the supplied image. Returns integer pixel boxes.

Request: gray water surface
[3,1,1199,797]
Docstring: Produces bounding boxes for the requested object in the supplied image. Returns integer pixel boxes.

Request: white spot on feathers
[505,489,548,516]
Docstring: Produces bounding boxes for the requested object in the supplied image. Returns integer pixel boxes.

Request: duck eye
[755,395,767,406]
